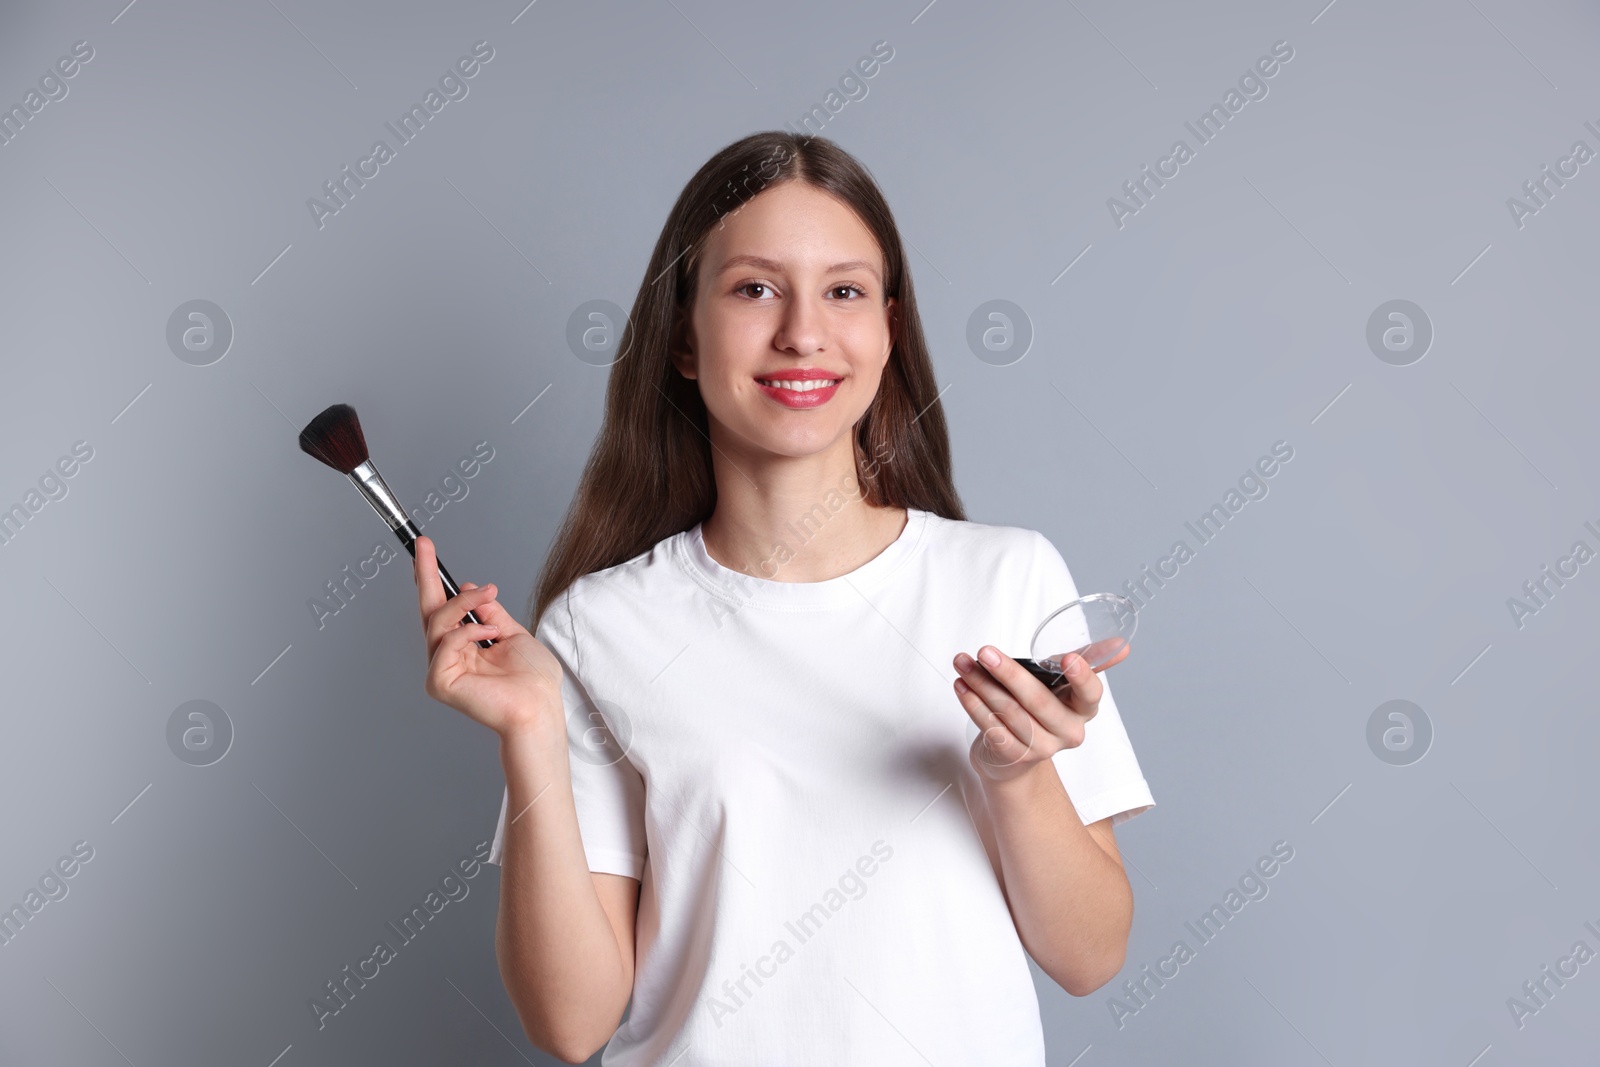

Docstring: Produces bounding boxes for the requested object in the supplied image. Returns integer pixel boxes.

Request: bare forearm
[495,727,629,1059]
[982,762,1132,995]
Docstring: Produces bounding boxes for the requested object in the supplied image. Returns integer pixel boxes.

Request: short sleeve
[486,588,648,879]
[1028,531,1156,828]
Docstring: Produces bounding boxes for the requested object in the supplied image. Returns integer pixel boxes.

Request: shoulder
[920,509,1052,562]
[534,526,694,637]
[914,511,1063,594]
[921,514,1088,644]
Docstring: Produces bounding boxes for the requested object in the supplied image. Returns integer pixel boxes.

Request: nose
[772,290,825,357]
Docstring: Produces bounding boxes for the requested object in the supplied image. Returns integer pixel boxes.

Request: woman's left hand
[952,646,1105,784]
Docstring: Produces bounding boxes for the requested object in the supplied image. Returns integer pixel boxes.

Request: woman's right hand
[414,534,564,742]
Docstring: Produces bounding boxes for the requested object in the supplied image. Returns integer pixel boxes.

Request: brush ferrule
[347,460,412,534]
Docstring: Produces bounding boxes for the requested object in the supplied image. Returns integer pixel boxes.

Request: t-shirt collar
[676,507,929,609]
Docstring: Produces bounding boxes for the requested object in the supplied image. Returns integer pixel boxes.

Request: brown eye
[737,283,772,299]
[831,284,867,300]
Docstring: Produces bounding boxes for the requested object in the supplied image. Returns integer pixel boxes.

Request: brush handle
[342,461,496,649]
[398,524,496,649]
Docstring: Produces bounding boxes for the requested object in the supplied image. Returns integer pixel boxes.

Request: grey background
[1,0,1596,1063]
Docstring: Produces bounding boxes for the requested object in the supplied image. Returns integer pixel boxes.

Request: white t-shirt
[488,507,1155,1065]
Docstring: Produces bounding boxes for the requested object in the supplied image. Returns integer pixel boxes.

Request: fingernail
[979,647,1000,668]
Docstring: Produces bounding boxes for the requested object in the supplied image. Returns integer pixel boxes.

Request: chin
[743,422,847,458]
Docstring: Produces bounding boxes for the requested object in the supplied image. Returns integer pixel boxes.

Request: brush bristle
[298,403,369,474]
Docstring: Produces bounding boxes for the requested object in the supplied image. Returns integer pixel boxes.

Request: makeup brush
[297,403,495,648]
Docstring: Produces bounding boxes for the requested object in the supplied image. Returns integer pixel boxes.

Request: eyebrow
[716,254,883,285]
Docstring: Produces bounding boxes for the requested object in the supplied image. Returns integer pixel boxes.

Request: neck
[700,439,906,583]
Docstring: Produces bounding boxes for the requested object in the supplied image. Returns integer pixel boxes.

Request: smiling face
[671,180,898,469]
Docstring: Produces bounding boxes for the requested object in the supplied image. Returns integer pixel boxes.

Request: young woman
[413,131,1155,1065]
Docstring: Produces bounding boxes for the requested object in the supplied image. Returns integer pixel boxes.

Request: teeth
[758,379,838,391]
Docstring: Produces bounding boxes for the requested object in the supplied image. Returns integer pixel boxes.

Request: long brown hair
[529,130,965,628]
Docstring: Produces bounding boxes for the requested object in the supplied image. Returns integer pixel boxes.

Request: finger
[1094,641,1132,672]
[958,649,1072,740]
[953,661,1044,755]
[1012,646,1100,722]
[427,583,500,646]
[464,591,529,636]
[415,536,448,623]
[434,622,501,662]
[1053,651,1103,718]
[952,678,1031,768]
[428,582,498,638]
[1079,637,1132,672]
[426,623,502,694]
[951,673,1013,740]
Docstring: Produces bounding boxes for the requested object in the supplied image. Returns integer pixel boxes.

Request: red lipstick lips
[754,368,843,409]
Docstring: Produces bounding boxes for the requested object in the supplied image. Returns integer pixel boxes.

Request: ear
[669,306,697,380]
[884,295,899,358]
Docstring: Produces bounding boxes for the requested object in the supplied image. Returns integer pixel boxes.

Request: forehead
[701,182,884,283]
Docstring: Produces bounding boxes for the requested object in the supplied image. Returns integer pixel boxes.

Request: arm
[409,539,639,1062]
[980,770,1131,995]
[952,644,1135,995]
[495,728,639,1063]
